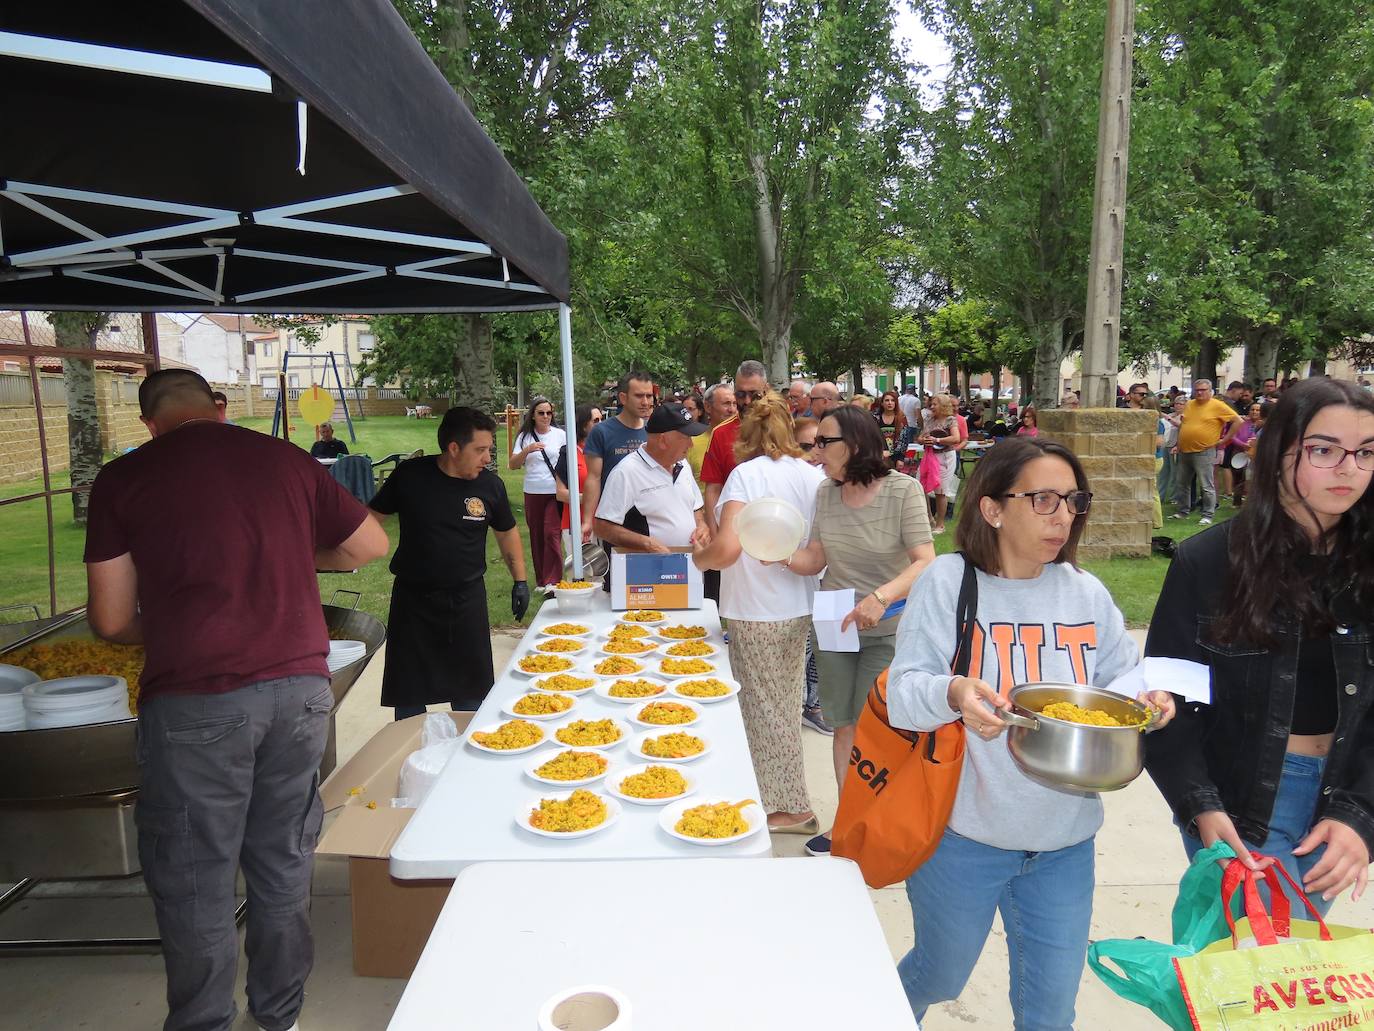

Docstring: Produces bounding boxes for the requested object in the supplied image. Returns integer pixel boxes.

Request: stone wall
[1036,407,1156,561]
[0,371,149,484]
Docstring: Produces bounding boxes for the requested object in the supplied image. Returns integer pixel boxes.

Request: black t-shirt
[310,438,350,458]
[370,456,516,588]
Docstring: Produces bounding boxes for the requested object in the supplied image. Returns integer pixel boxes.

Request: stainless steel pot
[1001,682,1159,793]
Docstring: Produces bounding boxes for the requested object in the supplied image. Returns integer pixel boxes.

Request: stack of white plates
[23,676,130,730]
[328,640,367,673]
[0,663,38,732]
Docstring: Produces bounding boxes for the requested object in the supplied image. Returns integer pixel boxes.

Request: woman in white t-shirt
[510,397,568,592]
[693,392,827,834]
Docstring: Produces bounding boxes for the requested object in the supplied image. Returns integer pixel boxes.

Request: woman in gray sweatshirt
[886,436,1174,1029]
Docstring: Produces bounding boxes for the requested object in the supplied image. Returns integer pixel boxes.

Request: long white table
[390,596,771,878]
[387,857,919,1030]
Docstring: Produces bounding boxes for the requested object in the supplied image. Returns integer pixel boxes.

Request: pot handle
[999,706,1040,731]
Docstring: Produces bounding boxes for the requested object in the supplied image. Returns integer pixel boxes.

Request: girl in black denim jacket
[1144,378,1374,915]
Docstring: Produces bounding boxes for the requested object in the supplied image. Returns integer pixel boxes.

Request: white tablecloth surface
[390,596,771,879]
[387,857,919,1030]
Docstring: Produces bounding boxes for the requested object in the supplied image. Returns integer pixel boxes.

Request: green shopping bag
[1088,842,1238,1030]
[1174,856,1374,1030]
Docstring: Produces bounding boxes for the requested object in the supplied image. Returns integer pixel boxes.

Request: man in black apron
[371,407,530,718]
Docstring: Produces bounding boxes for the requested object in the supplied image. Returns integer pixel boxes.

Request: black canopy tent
[0,0,589,575]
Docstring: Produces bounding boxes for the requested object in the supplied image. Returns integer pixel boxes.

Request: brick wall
[0,371,150,484]
[1037,407,1156,560]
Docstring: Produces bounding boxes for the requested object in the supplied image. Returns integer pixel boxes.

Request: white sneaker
[1199,517,1213,526]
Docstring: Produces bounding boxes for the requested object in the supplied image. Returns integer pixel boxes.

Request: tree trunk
[1241,326,1280,387]
[850,364,863,394]
[452,313,496,412]
[47,312,107,525]
[749,153,797,389]
[1031,317,1068,408]
[686,338,701,387]
[1192,338,1219,386]
[990,366,1003,415]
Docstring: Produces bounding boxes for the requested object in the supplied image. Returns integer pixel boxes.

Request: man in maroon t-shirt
[85,370,387,1031]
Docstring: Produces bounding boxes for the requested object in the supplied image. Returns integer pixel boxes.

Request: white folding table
[389,597,771,879]
[387,857,919,1030]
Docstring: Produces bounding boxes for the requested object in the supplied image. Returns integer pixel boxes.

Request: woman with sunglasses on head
[510,397,567,593]
[693,393,829,833]
[885,436,1175,1027]
[554,405,602,551]
[778,406,937,855]
[1145,378,1374,915]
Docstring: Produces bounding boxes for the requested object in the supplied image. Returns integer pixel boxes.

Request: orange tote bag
[830,556,977,889]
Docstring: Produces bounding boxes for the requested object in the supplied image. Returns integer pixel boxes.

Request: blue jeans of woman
[898,828,1095,1030]
[1179,752,1333,917]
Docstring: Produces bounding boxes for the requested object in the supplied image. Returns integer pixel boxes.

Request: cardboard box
[317,711,472,978]
[609,547,703,610]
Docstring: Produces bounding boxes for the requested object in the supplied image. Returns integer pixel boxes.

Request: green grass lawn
[1,418,1229,632]
[0,417,545,628]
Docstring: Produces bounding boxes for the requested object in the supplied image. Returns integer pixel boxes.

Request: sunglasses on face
[735,389,765,402]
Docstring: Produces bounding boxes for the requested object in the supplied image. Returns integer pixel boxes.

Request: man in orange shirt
[1170,378,1240,525]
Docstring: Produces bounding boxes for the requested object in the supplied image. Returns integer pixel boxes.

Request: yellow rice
[543,622,590,636]
[528,789,607,832]
[675,679,732,698]
[675,799,757,839]
[619,765,687,799]
[534,750,609,781]
[471,720,544,750]
[608,678,666,698]
[555,719,623,746]
[622,610,664,623]
[536,638,584,653]
[665,640,714,657]
[636,701,697,725]
[512,693,574,716]
[535,673,596,693]
[660,657,713,676]
[519,654,574,674]
[641,731,705,758]
[659,624,708,640]
[594,656,644,676]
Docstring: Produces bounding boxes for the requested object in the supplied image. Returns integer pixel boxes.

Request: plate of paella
[655,657,719,680]
[466,719,547,755]
[524,749,613,787]
[669,676,741,703]
[530,672,598,696]
[503,692,578,721]
[593,677,670,703]
[629,699,702,729]
[514,653,577,678]
[659,797,765,846]
[605,763,696,806]
[657,640,719,660]
[630,730,711,763]
[550,716,630,750]
[519,789,622,839]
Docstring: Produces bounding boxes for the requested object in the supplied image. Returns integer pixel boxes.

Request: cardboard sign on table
[610,548,702,610]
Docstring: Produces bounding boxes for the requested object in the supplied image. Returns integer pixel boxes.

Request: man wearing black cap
[593,403,711,552]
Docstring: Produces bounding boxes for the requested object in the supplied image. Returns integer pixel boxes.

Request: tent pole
[558,303,581,578]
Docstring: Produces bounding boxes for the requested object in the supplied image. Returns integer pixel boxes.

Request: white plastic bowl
[735,497,806,562]
[23,675,130,730]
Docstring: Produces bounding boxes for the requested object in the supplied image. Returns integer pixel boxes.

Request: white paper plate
[603,623,656,641]
[503,693,579,721]
[519,792,622,839]
[549,717,631,751]
[532,640,590,657]
[659,798,765,846]
[614,612,667,626]
[594,641,660,658]
[513,655,579,678]
[629,699,702,729]
[669,676,742,703]
[525,749,614,787]
[605,763,696,806]
[593,677,670,704]
[630,730,712,763]
[656,624,712,642]
[465,720,548,755]
[530,673,598,696]
[588,657,648,678]
[537,623,594,639]
[653,659,721,681]
[657,641,720,660]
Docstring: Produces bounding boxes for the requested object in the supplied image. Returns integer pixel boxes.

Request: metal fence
[0,372,66,405]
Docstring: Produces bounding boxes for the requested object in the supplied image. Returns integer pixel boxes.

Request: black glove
[511,580,531,621]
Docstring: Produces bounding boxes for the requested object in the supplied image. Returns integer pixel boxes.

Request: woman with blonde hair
[919,393,965,533]
[693,392,828,833]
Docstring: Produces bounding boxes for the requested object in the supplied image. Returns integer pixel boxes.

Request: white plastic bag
[396,713,461,807]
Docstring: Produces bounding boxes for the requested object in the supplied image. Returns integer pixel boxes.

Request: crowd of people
[87,365,1374,1029]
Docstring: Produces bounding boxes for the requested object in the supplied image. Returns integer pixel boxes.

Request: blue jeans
[1180,752,1333,918]
[898,828,1095,1029]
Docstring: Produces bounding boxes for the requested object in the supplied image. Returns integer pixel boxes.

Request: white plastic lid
[23,675,127,712]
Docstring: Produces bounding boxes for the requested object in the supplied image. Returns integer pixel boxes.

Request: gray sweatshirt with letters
[887,554,1138,852]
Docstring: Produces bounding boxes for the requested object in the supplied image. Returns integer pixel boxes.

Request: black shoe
[805,833,832,857]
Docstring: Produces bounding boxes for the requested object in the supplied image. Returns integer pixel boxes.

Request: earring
[993,522,1002,529]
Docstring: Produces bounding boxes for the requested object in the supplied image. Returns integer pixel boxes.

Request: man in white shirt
[898,384,921,427]
[594,403,710,552]
[787,379,812,417]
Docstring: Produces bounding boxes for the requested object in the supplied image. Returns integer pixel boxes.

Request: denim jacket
[1143,522,1374,853]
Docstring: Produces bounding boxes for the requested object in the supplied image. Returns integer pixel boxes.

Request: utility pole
[1080,0,1135,408]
